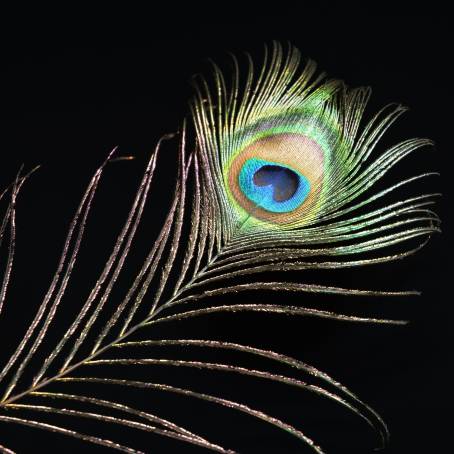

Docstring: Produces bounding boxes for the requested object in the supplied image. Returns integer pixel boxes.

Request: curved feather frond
[0,42,439,453]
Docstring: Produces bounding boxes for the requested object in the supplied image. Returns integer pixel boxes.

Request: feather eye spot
[253,165,300,202]
[227,133,325,224]
[239,159,310,213]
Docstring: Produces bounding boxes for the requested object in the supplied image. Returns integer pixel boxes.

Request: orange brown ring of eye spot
[227,133,325,225]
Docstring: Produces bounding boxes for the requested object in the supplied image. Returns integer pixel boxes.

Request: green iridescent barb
[0,42,439,453]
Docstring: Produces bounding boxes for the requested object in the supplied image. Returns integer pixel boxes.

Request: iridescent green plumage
[192,42,438,258]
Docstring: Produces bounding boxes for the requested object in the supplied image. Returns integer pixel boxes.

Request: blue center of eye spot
[253,165,299,202]
[238,158,310,213]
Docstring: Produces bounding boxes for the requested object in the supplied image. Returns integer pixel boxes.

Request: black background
[0,17,451,453]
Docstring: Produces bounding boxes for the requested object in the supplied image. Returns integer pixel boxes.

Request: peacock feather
[0,42,439,453]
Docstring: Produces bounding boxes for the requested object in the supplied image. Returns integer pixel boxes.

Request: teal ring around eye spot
[238,158,310,213]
